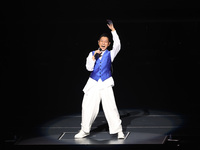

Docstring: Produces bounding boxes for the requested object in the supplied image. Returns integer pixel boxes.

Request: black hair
[99,33,110,42]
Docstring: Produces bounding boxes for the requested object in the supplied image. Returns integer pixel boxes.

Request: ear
[108,42,111,46]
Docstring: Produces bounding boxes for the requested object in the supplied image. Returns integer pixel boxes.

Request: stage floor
[15,109,184,146]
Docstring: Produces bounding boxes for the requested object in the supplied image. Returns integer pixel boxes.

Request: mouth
[101,46,106,49]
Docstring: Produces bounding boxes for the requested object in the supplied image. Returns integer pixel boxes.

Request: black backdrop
[1,1,200,126]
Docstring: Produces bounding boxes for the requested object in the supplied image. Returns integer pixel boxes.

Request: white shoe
[74,130,89,139]
[118,131,125,139]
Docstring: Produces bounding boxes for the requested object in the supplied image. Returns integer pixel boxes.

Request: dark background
[1,0,200,128]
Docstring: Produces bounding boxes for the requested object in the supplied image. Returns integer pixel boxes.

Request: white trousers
[81,85,122,134]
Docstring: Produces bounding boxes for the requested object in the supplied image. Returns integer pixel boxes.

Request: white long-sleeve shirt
[83,30,121,93]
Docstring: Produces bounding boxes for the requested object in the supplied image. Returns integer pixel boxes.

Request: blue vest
[90,50,112,82]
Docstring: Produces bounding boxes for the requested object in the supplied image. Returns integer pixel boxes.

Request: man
[75,20,124,139]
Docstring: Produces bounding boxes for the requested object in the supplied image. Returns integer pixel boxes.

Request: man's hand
[107,20,115,31]
[92,49,102,61]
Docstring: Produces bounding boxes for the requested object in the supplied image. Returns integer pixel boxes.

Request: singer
[75,20,124,139]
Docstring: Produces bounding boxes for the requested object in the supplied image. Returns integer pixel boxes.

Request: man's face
[98,37,110,51]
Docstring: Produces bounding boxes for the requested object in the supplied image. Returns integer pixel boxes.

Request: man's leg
[101,86,123,136]
[75,86,101,138]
